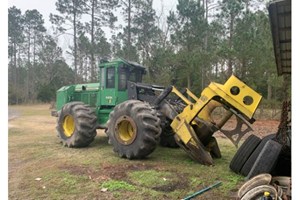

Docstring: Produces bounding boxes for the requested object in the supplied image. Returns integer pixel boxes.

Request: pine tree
[50,0,86,82]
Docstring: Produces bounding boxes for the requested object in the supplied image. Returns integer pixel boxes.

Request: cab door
[100,66,117,106]
[115,66,129,104]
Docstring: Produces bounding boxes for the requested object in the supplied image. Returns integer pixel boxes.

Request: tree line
[8,0,287,105]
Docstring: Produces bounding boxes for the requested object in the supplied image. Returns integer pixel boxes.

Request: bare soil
[214,118,279,141]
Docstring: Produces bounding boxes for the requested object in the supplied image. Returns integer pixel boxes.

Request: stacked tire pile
[237,173,291,200]
[230,134,290,180]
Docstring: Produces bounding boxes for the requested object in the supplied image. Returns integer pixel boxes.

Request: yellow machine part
[207,75,262,120]
[170,75,262,165]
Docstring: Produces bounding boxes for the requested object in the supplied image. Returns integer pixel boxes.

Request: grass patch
[190,177,204,187]
[44,171,91,193]
[101,180,135,191]
[128,170,173,188]
[7,128,23,135]
[220,174,244,192]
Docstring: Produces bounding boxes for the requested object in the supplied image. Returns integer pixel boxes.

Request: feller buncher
[52,58,262,165]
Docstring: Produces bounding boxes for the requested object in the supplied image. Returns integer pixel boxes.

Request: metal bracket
[220,112,253,148]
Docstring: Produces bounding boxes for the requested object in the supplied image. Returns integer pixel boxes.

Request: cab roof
[99,58,146,72]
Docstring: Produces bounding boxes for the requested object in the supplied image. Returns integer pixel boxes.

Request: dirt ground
[215,119,280,138]
[8,105,281,200]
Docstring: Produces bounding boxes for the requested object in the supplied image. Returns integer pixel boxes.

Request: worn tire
[241,185,277,200]
[230,135,261,173]
[106,100,161,159]
[240,134,276,176]
[247,140,282,179]
[160,125,179,148]
[238,173,272,198]
[56,102,97,147]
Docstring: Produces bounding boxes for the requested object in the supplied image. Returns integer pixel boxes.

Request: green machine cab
[54,58,150,127]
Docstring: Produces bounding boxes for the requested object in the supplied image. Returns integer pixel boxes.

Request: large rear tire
[106,100,161,159]
[56,102,97,147]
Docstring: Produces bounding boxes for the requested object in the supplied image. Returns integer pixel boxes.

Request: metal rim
[115,115,137,145]
[238,173,272,198]
[63,115,75,137]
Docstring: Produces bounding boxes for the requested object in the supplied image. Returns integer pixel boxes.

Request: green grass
[9,104,247,200]
[101,180,136,191]
[128,170,174,188]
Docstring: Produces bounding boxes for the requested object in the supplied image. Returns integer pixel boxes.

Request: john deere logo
[106,96,113,103]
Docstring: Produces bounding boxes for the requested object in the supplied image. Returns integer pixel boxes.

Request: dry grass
[8,104,248,200]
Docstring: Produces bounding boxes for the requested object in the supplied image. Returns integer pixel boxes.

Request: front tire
[106,100,161,159]
[56,102,97,147]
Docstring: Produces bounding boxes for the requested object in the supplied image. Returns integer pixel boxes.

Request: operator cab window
[128,69,143,83]
[118,67,127,91]
[99,67,105,89]
[106,67,115,88]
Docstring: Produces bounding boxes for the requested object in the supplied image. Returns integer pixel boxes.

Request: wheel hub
[63,115,75,137]
[115,116,137,145]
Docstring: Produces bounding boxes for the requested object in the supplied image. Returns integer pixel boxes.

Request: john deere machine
[52,58,262,165]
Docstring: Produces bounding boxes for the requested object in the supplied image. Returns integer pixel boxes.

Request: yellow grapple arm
[170,75,262,165]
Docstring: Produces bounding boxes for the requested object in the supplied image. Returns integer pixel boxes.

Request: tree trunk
[13,42,17,87]
[202,0,208,90]
[33,34,36,67]
[26,33,31,102]
[282,74,290,100]
[215,63,218,78]
[17,45,21,104]
[127,0,131,59]
[267,83,272,100]
[91,0,96,82]
[187,74,191,90]
[73,1,78,83]
[241,59,246,79]
[227,13,234,77]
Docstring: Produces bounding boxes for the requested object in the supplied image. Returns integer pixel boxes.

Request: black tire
[246,140,282,180]
[56,102,97,147]
[229,135,261,173]
[106,100,161,159]
[240,134,276,176]
[159,125,179,148]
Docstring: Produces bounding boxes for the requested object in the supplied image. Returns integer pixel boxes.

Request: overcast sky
[7,0,178,63]
[8,0,177,29]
